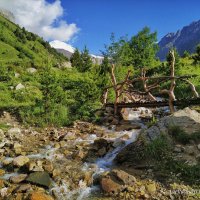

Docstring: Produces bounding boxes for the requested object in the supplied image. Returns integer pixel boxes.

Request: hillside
[0,14,67,68]
[158,20,200,60]
[0,14,102,126]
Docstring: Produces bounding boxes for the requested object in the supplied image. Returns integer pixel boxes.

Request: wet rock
[16,184,32,193]
[112,169,136,185]
[13,142,22,155]
[97,147,107,156]
[84,171,93,186]
[52,169,61,178]
[0,169,5,176]
[100,169,136,194]
[26,172,52,188]
[101,176,122,194]
[113,138,125,148]
[197,144,200,150]
[29,192,54,200]
[116,123,141,132]
[0,187,8,198]
[9,174,27,183]
[2,158,13,166]
[0,129,4,141]
[0,179,4,188]
[114,140,146,166]
[13,156,30,167]
[28,160,44,172]
[42,161,54,173]
[75,149,85,160]
[146,182,157,194]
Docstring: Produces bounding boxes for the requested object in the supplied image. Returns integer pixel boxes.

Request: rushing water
[0,107,151,200]
[49,107,151,200]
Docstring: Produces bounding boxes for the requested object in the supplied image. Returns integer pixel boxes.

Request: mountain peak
[158,19,200,60]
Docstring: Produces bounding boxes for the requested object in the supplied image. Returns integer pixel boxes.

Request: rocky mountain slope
[158,20,200,60]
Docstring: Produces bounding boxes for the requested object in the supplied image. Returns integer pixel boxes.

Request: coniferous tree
[182,50,190,58]
[192,44,200,65]
[70,49,83,69]
[80,46,92,72]
[129,27,158,69]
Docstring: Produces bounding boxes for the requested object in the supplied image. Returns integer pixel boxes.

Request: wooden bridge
[105,98,200,108]
[102,50,200,114]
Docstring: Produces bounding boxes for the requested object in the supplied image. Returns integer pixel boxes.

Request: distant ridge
[158,20,200,60]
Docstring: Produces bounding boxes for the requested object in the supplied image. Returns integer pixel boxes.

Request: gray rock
[26,172,52,188]
[0,129,4,141]
[9,174,27,183]
[184,146,196,155]
[16,83,25,90]
[143,108,200,141]
[7,128,21,135]
[27,68,37,73]
[16,184,32,192]
[198,144,200,150]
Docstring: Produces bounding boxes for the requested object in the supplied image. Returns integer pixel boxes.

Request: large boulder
[115,108,200,167]
[100,169,136,194]
[26,172,52,188]
[143,107,200,141]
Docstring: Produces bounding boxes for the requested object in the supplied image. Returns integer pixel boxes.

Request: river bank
[0,107,200,199]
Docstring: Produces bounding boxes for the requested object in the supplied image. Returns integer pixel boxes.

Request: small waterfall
[33,107,151,200]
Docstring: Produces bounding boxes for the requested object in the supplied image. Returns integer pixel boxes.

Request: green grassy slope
[0,14,67,67]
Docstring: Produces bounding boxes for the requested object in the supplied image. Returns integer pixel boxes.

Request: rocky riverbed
[0,108,200,199]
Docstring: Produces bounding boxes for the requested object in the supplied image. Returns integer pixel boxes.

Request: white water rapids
[49,107,151,200]
[0,107,152,200]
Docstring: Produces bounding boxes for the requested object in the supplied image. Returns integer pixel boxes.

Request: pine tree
[80,46,92,72]
[130,27,158,69]
[192,44,200,65]
[70,49,83,69]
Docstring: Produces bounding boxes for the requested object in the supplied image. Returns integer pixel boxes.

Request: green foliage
[144,135,172,162]
[130,27,159,69]
[103,27,158,70]
[192,44,200,65]
[70,46,93,72]
[182,50,190,58]
[168,126,200,144]
[70,49,83,69]
[80,46,93,72]
[0,15,67,67]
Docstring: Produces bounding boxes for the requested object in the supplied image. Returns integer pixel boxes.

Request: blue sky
[1,0,200,55]
[58,0,200,54]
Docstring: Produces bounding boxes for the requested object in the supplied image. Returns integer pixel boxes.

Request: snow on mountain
[50,40,75,54]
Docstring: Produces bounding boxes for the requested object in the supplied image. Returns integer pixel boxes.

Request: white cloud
[0,0,79,42]
[50,40,75,53]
